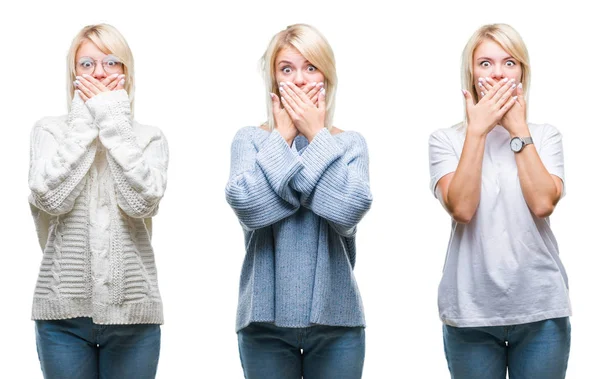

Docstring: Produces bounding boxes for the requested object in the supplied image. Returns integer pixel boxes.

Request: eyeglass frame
[76,55,124,75]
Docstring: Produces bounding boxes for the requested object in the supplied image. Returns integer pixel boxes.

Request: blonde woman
[226,24,372,379]
[428,23,571,378]
[29,24,168,379]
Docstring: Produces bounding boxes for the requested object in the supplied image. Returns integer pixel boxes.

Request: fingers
[81,74,110,93]
[497,81,517,108]
[499,94,518,114]
[279,82,302,112]
[491,78,515,104]
[270,92,281,113]
[477,77,496,98]
[462,89,475,109]
[101,73,120,88]
[317,87,326,109]
[280,92,299,121]
[74,75,103,96]
[105,74,125,90]
[74,77,95,99]
[115,76,126,91]
[281,81,311,106]
[305,82,324,104]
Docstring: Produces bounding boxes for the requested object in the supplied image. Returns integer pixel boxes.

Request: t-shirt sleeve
[537,124,566,197]
[428,129,459,198]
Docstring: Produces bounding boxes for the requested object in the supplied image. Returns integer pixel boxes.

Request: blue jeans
[35,317,160,379]
[443,317,570,379]
[238,322,365,379]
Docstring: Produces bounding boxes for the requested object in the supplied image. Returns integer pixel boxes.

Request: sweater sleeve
[225,127,302,231]
[86,90,169,218]
[28,95,98,215]
[291,129,373,237]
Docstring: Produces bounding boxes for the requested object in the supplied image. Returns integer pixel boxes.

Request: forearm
[292,130,372,236]
[87,91,168,217]
[28,99,98,215]
[226,127,302,230]
[445,132,486,223]
[515,147,560,218]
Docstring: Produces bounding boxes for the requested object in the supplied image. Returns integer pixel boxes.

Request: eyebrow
[277,60,311,66]
[476,56,516,61]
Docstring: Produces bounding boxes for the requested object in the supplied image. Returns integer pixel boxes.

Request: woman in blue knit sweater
[226,24,373,379]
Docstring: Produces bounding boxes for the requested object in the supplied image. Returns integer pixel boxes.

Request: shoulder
[528,122,562,144]
[232,126,270,143]
[330,127,367,145]
[32,115,68,134]
[429,123,463,146]
[528,122,561,135]
[130,121,167,148]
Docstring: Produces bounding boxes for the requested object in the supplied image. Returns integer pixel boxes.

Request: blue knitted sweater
[226,126,372,331]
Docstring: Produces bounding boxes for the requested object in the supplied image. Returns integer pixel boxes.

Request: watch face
[511,138,523,152]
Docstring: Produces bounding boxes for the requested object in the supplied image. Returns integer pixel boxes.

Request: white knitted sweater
[28,90,168,324]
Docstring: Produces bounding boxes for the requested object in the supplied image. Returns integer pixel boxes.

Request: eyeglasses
[76,55,123,74]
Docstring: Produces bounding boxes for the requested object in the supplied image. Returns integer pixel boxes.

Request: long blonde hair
[461,23,531,125]
[66,24,135,112]
[261,24,337,130]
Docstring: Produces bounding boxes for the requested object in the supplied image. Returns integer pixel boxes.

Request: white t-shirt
[428,123,571,327]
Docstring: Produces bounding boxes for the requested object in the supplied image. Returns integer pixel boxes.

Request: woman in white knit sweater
[29,24,168,379]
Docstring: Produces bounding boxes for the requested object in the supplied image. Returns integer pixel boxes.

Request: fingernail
[509,78,515,83]
[75,76,82,80]
[279,81,285,86]
[318,82,324,87]
[321,88,326,94]
[511,83,516,89]
[310,82,316,87]
[119,79,125,86]
[481,91,485,97]
[461,89,467,95]
[513,96,518,100]
[74,80,80,86]
[111,73,119,77]
[478,82,483,88]
[478,77,484,82]
[517,83,523,89]
[502,78,509,82]
[82,74,90,78]
[485,77,491,82]
[286,81,293,85]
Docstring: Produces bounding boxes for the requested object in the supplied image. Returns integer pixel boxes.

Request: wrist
[508,123,530,138]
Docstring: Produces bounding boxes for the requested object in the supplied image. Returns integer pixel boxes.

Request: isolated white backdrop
[0,0,597,377]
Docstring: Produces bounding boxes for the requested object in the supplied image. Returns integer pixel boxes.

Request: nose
[293,70,307,87]
[490,65,505,81]
[92,63,107,80]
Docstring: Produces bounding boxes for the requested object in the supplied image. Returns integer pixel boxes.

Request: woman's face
[275,46,324,90]
[473,39,522,97]
[75,39,124,79]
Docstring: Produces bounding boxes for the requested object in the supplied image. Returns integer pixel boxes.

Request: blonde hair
[461,23,531,124]
[261,24,337,130]
[66,24,135,111]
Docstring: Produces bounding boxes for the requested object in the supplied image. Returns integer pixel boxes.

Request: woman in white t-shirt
[428,23,571,379]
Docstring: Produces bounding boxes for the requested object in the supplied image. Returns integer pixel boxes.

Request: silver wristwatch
[510,136,533,153]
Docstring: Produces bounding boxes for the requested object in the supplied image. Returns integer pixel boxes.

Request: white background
[0,0,598,377]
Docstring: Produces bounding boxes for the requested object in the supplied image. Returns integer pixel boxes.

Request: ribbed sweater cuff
[293,129,343,194]
[32,298,163,325]
[256,129,302,195]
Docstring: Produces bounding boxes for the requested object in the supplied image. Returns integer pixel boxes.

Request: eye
[104,56,121,67]
[506,60,517,67]
[281,66,292,74]
[307,65,317,72]
[78,58,94,69]
[479,61,491,68]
